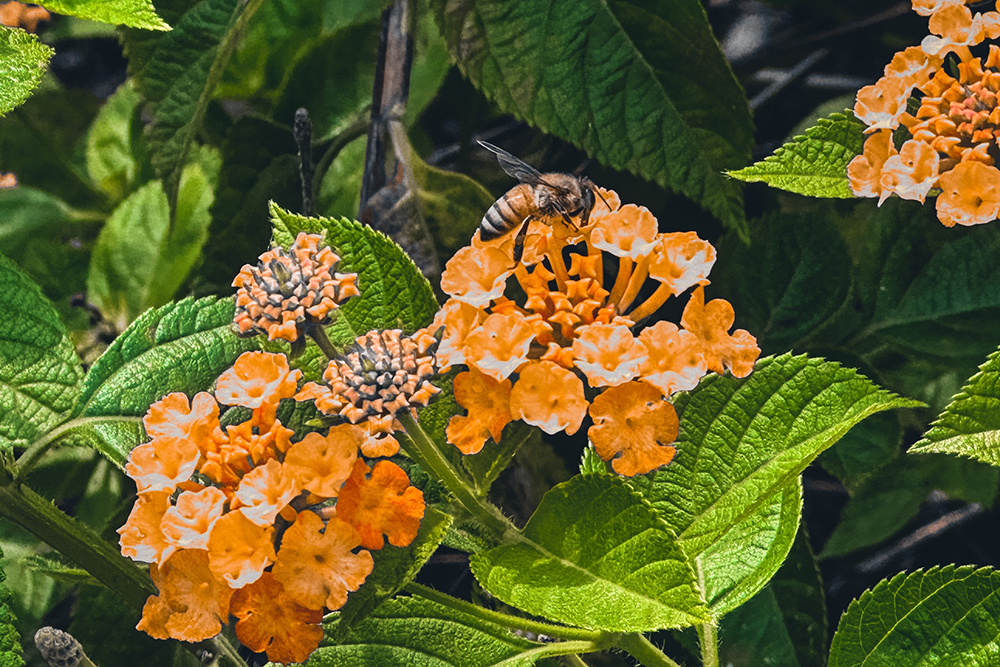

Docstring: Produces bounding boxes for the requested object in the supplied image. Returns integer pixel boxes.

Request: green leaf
[87,148,220,326]
[0,254,83,453]
[37,0,169,30]
[317,135,366,220]
[629,354,921,558]
[430,0,751,236]
[719,527,827,667]
[698,480,801,617]
[330,508,451,639]
[911,345,1000,466]
[471,475,706,632]
[820,454,997,559]
[727,111,864,198]
[85,81,142,200]
[73,296,258,464]
[0,27,52,116]
[829,566,1000,667]
[0,547,25,667]
[819,411,902,494]
[311,596,552,667]
[269,204,439,340]
[713,211,853,353]
[121,0,256,207]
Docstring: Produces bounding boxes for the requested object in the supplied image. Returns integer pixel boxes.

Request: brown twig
[856,503,983,574]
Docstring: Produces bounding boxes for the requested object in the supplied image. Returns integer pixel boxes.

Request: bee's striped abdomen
[481,184,532,240]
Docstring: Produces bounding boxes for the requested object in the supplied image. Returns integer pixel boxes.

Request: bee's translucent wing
[478,140,545,184]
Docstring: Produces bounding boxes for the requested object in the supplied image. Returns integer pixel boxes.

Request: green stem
[698,623,719,667]
[501,641,601,664]
[616,633,685,667]
[565,654,590,667]
[405,582,605,643]
[0,465,154,609]
[309,326,340,361]
[395,411,512,539]
[15,416,141,482]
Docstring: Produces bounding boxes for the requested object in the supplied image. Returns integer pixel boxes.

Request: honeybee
[479,141,602,263]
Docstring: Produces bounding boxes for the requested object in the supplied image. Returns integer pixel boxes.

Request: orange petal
[646,232,717,296]
[446,369,513,455]
[137,550,233,643]
[161,487,227,551]
[588,382,679,477]
[680,287,760,378]
[207,510,276,588]
[638,321,708,396]
[440,245,513,306]
[230,572,323,665]
[463,311,538,381]
[509,361,588,435]
[119,490,175,565]
[215,352,302,423]
[936,160,1000,226]
[588,204,659,259]
[283,425,362,498]
[848,129,896,199]
[234,459,301,527]
[336,459,426,549]
[571,322,646,387]
[125,436,200,494]
[143,392,224,445]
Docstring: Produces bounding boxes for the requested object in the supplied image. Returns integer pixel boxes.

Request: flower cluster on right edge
[849,0,1000,226]
[433,189,761,477]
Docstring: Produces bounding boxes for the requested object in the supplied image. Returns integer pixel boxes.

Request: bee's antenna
[594,185,611,210]
[572,158,592,177]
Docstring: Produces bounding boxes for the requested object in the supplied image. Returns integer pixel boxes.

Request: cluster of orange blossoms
[233,232,360,343]
[119,351,425,664]
[849,0,1000,226]
[0,2,49,32]
[435,190,760,476]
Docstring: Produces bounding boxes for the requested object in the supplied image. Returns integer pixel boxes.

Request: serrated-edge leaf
[37,0,169,30]
[911,345,1000,467]
[471,475,707,632]
[829,565,1000,667]
[0,254,83,452]
[727,111,864,198]
[0,26,53,116]
[269,203,439,340]
[73,296,258,464]
[632,354,921,558]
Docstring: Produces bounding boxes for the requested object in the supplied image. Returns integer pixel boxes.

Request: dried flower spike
[233,232,359,343]
[296,328,441,457]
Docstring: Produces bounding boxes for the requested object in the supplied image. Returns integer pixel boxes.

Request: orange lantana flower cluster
[233,232,360,343]
[0,2,49,32]
[849,0,1000,226]
[119,351,425,664]
[435,190,760,477]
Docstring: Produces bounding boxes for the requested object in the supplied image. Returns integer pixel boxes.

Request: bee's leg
[512,217,533,264]
[556,208,579,230]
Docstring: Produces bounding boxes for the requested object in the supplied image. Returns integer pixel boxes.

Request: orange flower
[283,425,362,498]
[638,321,707,396]
[0,2,49,32]
[0,173,16,188]
[911,0,966,17]
[431,298,485,371]
[207,510,276,588]
[214,351,301,425]
[137,550,233,643]
[509,361,588,435]
[855,77,910,131]
[936,160,1000,225]
[161,487,227,551]
[922,4,1000,56]
[125,436,200,494]
[224,417,294,466]
[588,382,679,477]
[571,323,646,387]
[588,204,659,259]
[119,490,174,565]
[233,459,301,527]
[271,511,373,610]
[680,287,760,378]
[233,232,359,343]
[143,392,224,445]
[462,311,539,381]
[336,459,426,549]
[879,139,941,203]
[848,129,897,200]
[446,369,513,455]
[884,45,943,89]
[440,245,513,307]
[646,232,717,297]
[230,572,323,665]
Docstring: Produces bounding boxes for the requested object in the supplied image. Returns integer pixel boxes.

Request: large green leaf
[698,480,801,617]
[819,411,902,495]
[0,548,25,667]
[829,566,1000,667]
[308,596,553,667]
[629,354,920,558]
[0,255,83,453]
[121,0,256,208]
[430,0,751,236]
[87,148,220,327]
[820,454,997,559]
[38,0,168,29]
[330,508,451,640]
[0,27,52,116]
[911,345,1000,467]
[471,475,706,632]
[85,81,143,201]
[269,204,439,342]
[727,111,864,198]
[73,296,259,464]
[718,528,827,667]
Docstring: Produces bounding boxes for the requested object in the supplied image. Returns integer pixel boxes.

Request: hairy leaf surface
[471,475,707,631]
[0,27,52,116]
[829,566,1000,667]
[38,0,169,29]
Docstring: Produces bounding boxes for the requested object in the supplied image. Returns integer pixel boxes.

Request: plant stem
[0,465,154,609]
[504,641,602,663]
[698,623,720,667]
[565,654,590,667]
[14,416,141,482]
[309,326,340,361]
[395,411,512,539]
[405,582,606,643]
[616,633,685,667]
